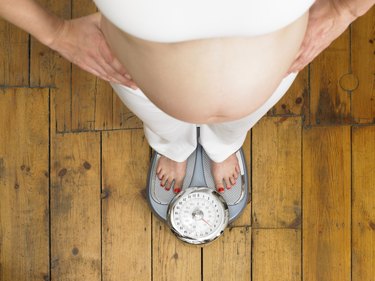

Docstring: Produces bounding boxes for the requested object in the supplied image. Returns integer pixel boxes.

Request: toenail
[227,185,232,189]
[165,187,171,191]
[160,183,164,187]
[218,187,225,193]
[174,188,181,193]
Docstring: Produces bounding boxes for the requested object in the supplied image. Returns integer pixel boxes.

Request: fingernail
[174,188,181,193]
[130,85,138,90]
[218,187,225,193]
[125,74,132,79]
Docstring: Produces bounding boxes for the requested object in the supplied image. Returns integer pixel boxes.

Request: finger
[96,56,138,87]
[95,56,128,82]
[78,61,111,82]
[98,39,131,78]
[83,56,136,86]
[96,38,139,87]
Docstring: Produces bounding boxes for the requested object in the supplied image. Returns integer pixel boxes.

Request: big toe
[173,179,183,193]
[214,177,225,194]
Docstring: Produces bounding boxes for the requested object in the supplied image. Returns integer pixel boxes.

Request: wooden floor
[1,2,374,281]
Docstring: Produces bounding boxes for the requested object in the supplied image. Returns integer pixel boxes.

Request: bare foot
[156,155,187,193]
[211,153,240,193]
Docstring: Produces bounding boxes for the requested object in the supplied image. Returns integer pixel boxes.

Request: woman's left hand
[286,0,357,74]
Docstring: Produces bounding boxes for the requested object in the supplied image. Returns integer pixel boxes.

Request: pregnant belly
[100,12,309,123]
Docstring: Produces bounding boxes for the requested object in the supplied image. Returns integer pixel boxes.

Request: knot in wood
[339,73,359,92]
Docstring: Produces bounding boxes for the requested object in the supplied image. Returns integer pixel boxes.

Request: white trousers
[111,72,298,163]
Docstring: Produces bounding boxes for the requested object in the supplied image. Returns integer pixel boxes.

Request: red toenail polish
[174,188,181,193]
[160,183,164,187]
[165,187,170,191]
[218,187,225,193]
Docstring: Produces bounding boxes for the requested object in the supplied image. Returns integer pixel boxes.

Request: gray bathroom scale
[146,128,249,245]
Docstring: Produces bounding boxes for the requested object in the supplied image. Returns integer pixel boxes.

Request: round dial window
[167,187,229,245]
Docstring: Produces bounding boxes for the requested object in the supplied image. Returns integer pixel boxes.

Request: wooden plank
[71,0,146,132]
[203,227,251,281]
[269,67,308,116]
[231,131,251,226]
[309,28,351,125]
[351,7,375,124]
[252,117,302,228]
[302,126,351,281]
[0,88,49,280]
[71,0,129,132]
[71,0,102,131]
[0,20,29,86]
[50,132,101,281]
[112,91,143,130]
[30,0,72,133]
[102,130,151,281]
[30,0,71,87]
[152,217,201,281]
[252,229,301,281]
[352,126,375,281]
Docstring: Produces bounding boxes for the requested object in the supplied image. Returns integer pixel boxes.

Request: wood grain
[152,217,201,281]
[252,117,302,228]
[102,129,151,281]
[29,0,71,87]
[302,126,351,281]
[309,28,351,125]
[231,131,251,227]
[0,88,49,280]
[252,229,301,281]
[269,68,309,116]
[352,126,375,281]
[50,132,101,281]
[0,20,29,86]
[203,227,251,281]
[29,0,73,133]
[71,0,104,131]
[351,7,375,124]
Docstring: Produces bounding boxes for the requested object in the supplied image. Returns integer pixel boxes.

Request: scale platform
[146,136,250,224]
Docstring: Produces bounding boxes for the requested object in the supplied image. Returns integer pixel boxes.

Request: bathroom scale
[146,128,250,245]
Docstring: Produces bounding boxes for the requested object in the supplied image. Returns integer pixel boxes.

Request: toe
[235,164,240,174]
[164,176,174,191]
[157,168,166,180]
[173,179,183,194]
[160,175,167,187]
[215,179,225,193]
[224,177,232,190]
[230,176,236,186]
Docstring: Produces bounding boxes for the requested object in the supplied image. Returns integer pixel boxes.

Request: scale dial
[167,187,229,245]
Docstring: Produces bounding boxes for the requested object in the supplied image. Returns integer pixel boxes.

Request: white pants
[111,72,298,163]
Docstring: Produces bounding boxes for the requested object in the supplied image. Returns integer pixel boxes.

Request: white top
[94,0,315,43]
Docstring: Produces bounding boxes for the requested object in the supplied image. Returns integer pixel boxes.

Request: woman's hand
[286,0,357,74]
[48,12,139,89]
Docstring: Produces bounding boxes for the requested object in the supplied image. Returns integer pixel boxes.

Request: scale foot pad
[146,143,249,223]
[149,151,196,205]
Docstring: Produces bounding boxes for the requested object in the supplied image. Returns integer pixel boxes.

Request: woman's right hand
[48,12,139,89]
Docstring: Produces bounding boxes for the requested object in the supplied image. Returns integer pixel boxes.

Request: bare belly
[100,12,309,123]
